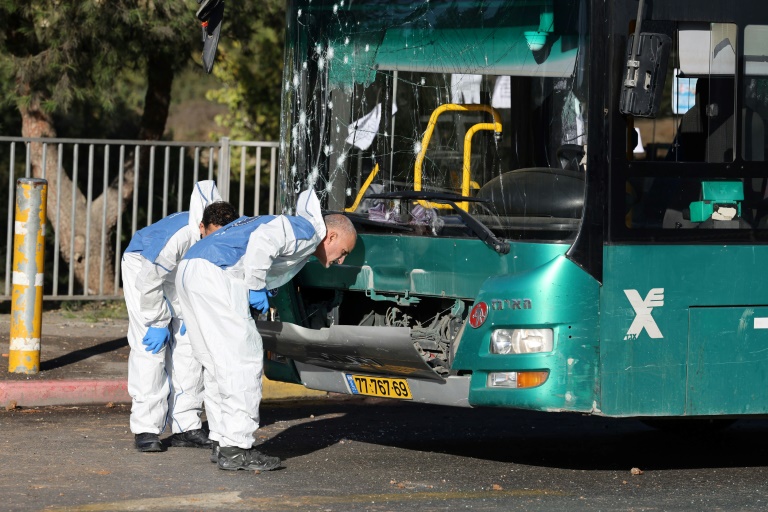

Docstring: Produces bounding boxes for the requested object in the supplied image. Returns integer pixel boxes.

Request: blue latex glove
[142,326,170,354]
[179,322,187,336]
[249,289,270,314]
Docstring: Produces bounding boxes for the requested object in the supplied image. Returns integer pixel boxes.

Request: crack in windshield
[279,0,590,243]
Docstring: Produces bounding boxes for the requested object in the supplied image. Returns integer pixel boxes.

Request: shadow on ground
[256,399,768,473]
[40,337,128,371]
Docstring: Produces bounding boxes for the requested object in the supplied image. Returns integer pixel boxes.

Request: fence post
[218,136,231,201]
[9,178,47,374]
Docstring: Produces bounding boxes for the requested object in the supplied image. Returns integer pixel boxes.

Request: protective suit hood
[189,180,223,234]
[295,189,326,240]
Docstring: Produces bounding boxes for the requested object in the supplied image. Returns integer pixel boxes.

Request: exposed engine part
[358,302,466,376]
[301,290,468,377]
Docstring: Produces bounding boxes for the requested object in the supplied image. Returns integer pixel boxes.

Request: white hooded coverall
[176,189,325,448]
[122,180,222,435]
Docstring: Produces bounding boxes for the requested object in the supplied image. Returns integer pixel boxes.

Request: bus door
[602,6,768,417]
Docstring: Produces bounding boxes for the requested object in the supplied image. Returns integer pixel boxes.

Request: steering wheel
[556,144,586,172]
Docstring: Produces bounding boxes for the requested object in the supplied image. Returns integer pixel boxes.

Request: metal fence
[0,136,280,301]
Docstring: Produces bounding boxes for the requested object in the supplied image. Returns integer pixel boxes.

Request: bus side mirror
[197,0,224,74]
[619,33,672,118]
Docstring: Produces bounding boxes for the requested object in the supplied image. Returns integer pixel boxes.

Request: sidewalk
[0,308,327,407]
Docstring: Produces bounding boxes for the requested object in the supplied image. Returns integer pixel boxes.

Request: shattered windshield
[279,0,589,241]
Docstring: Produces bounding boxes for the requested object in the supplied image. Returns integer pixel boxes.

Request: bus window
[742,25,768,162]
[628,23,737,163]
[621,22,768,231]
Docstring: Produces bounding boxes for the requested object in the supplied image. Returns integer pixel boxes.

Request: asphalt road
[2,397,768,511]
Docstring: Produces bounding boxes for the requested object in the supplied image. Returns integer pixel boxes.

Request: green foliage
[0,0,287,146]
[0,0,199,127]
[206,0,286,142]
[0,2,115,114]
[171,65,222,106]
[0,1,286,142]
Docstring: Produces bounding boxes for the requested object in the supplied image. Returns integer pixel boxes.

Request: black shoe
[169,429,212,448]
[217,446,281,471]
[135,433,163,452]
[210,441,220,463]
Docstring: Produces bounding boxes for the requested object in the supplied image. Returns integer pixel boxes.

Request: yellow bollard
[9,178,47,374]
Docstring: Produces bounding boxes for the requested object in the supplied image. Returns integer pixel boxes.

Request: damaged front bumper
[257,321,471,407]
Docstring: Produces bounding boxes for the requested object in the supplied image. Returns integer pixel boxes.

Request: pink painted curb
[0,377,327,407]
[0,379,130,407]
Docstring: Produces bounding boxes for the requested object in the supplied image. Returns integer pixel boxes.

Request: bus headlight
[490,328,553,354]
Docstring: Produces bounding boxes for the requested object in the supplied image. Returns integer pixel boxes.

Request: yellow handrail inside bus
[414,103,502,211]
[345,163,380,212]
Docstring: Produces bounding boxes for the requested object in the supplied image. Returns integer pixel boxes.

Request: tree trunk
[20,95,135,295]
[19,57,174,296]
[139,53,174,141]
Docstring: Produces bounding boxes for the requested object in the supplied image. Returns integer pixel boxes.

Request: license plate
[345,374,412,400]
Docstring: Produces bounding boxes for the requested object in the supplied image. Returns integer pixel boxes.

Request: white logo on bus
[623,288,664,340]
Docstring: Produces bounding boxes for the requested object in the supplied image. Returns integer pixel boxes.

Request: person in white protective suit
[176,189,357,471]
[122,180,238,452]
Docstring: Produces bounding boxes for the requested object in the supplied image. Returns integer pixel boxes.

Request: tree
[206,0,286,142]
[0,1,198,294]
[0,0,285,294]
[203,1,286,214]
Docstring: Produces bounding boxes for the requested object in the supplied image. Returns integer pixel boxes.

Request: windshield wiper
[366,191,510,254]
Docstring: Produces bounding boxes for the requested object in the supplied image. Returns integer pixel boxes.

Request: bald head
[324,214,357,242]
[313,214,357,267]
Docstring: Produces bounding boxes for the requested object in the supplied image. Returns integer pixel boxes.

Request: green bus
[262,0,768,421]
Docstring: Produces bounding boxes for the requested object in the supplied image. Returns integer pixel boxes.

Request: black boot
[217,446,281,471]
[134,433,163,452]
[169,429,212,448]
[210,440,220,463]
